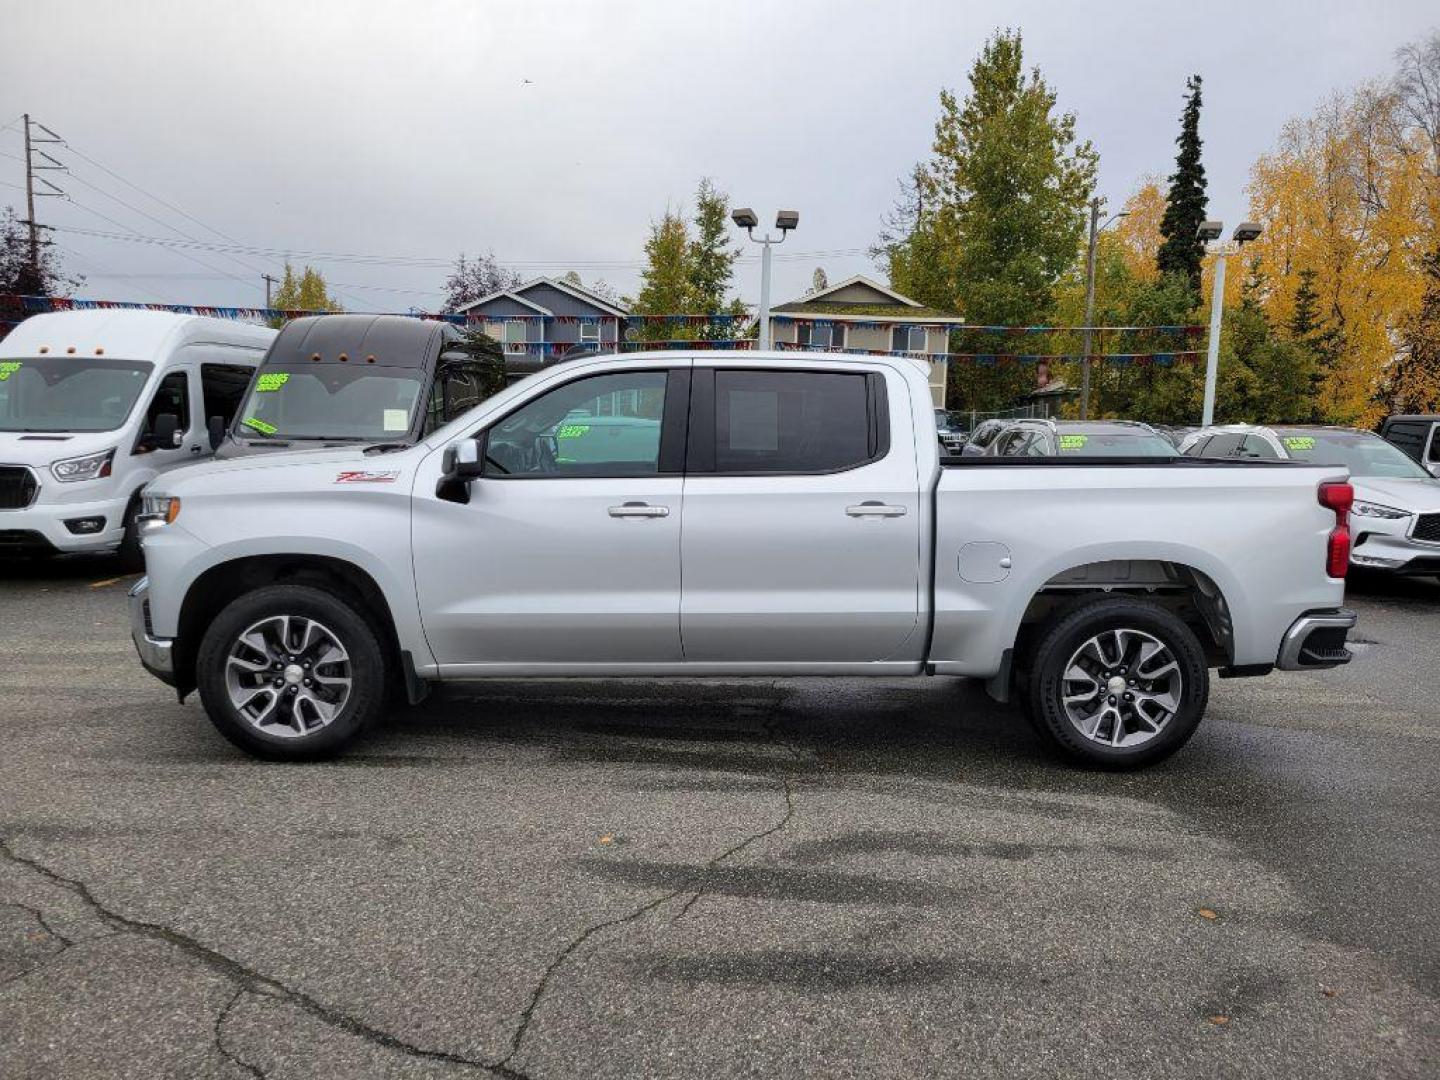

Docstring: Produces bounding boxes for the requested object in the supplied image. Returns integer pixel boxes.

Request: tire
[196,584,389,760]
[116,494,144,572]
[1025,596,1209,769]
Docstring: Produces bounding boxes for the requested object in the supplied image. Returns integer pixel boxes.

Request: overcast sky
[3,0,1436,313]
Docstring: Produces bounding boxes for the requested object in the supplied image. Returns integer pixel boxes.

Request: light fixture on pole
[1199,220,1263,426]
[1078,198,1128,420]
[732,207,798,350]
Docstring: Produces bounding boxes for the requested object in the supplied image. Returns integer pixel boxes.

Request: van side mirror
[143,413,181,451]
[208,415,226,451]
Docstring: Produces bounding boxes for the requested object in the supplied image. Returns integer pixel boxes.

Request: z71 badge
[334,470,400,484]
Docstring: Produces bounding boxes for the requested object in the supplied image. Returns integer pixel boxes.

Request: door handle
[846,502,907,518]
[608,502,670,518]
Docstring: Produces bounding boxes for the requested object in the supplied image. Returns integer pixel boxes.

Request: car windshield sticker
[0,361,21,381]
[556,423,591,440]
[1283,436,1316,451]
[1059,434,1089,450]
[334,470,400,484]
[383,408,409,432]
[255,372,290,392]
[242,417,277,435]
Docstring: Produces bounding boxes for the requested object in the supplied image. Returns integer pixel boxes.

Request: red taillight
[1319,481,1353,578]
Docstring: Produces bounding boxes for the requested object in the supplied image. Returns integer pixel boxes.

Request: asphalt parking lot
[1,560,1437,1079]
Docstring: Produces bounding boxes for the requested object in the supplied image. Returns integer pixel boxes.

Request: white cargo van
[0,310,273,564]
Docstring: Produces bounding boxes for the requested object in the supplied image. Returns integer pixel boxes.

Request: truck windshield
[1056,432,1175,456]
[235,366,424,440]
[0,357,154,432]
[1279,430,1431,478]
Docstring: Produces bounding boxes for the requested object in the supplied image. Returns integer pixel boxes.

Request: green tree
[268,263,341,327]
[1288,267,1341,421]
[631,210,691,340]
[1156,76,1208,292]
[875,30,1097,412]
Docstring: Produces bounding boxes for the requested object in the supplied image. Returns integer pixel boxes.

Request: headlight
[1351,500,1410,520]
[51,448,115,483]
[139,493,182,525]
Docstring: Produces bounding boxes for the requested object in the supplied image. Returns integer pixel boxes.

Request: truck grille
[0,466,39,509]
[1414,513,1440,544]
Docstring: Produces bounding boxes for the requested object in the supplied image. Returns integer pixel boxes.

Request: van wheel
[195,585,388,760]
[116,495,144,571]
[1026,596,1208,769]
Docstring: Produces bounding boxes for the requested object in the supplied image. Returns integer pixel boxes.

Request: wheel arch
[173,554,403,699]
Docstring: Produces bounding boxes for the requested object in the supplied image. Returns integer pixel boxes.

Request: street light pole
[1197,220,1262,427]
[1200,249,1227,427]
[733,208,798,350]
[1079,198,1101,420]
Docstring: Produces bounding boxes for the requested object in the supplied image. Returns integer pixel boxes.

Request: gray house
[456,277,628,365]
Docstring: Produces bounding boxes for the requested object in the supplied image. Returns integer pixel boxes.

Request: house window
[504,320,528,353]
[892,326,928,353]
[795,322,840,350]
[580,320,601,344]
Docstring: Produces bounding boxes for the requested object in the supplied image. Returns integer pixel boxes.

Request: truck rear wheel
[1025,596,1208,769]
[195,584,388,760]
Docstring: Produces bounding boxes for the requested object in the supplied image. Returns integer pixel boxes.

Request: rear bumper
[128,576,176,686]
[1276,608,1357,670]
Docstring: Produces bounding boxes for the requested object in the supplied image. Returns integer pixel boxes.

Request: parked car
[1152,424,1199,449]
[217,315,503,459]
[934,409,968,455]
[987,418,1177,458]
[1180,424,1440,575]
[1377,414,1440,478]
[129,351,1357,769]
[0,310,271,563]
[960,417,1007,456]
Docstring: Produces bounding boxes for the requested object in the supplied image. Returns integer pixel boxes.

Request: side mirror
[442,438,485,480]
[207,415,226,451]
[144,413,180,451]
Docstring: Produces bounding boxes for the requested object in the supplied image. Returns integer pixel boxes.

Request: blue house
[455,277,628,364]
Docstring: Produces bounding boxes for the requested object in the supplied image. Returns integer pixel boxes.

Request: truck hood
[159,442,427,492]
[0,430,121,468]
[1352,475,1440,513]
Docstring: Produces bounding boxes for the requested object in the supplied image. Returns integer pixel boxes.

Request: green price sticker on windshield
[1283,436,1316,451]
[256,372,290,392]
[556,423,591,440]
[243,417,277,435]
[0,362,21,381]
[1058,434,1089,450]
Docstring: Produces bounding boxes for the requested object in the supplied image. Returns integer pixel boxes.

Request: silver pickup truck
[129,350,1358,768]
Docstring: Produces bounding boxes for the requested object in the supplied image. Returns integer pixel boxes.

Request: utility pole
[262,274,279,307]
[1079,198,1101,420]
[20,115,65,290]
[1197,220,1262,427]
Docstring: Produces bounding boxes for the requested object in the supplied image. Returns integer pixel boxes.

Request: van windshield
[235,366,425,441]
[0,357,154,432]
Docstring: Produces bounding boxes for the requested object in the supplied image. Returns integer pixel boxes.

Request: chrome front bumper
[1276,608,1357,670]
[128,576,176,685]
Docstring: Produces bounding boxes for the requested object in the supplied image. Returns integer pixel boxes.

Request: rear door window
[1198,433,1243,457]
[708,370,878,474]
[1240,434,1280,459]
[1383,421,1428,461]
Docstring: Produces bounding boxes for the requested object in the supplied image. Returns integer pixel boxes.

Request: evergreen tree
[686,179,739,314]
[631,210,690,340]
[1156,76,1208,292]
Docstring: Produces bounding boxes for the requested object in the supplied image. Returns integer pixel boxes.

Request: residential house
[456,277,628,369]
[767,276,965,406]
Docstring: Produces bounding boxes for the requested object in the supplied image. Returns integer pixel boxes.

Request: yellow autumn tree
[1110,177,1166,282]
[1244,51,1440,424]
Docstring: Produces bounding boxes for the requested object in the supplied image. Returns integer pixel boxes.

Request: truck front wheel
[195,584,388,760]
[1026,596,1209,769]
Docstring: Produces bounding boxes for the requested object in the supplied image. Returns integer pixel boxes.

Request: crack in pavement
[496,685,808,1073]
[0,835,504,1076]
[214,988,267,1080]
